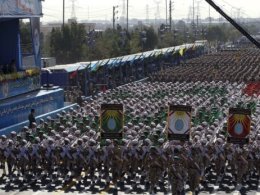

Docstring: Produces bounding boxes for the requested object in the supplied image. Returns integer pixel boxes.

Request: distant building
[41,22,62,38]
[80,22,96,32]
[238,35,260,45]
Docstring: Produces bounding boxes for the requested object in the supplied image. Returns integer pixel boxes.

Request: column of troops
[0,48,259,195]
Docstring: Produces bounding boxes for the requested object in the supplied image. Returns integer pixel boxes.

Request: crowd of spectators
[0,59,17,75]
[64,86,84,104]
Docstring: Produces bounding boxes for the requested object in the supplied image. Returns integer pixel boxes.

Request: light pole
[86,30,96,61]
[140,31,147,52]
[166,0,168,25]
[173,29,178,46]
[127,0,129,32]
[63,0,65,28]
[113,5,118,30]
[140,31,147,78]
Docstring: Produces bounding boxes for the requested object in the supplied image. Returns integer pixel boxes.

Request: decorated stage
[0,0,70,133]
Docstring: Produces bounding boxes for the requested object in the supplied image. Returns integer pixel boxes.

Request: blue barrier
[0,88,64,129]
[0,103,78,136]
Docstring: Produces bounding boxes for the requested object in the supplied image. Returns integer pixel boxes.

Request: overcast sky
[42,0,260,23]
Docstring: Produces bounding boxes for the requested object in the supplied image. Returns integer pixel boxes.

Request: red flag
[102,85,107,93]
[70,70,78,79]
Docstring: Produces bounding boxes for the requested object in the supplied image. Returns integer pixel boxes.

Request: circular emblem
[175,119,184,131]
[107,118,116,131]
[169,111,190,134]
[234,123,243,135]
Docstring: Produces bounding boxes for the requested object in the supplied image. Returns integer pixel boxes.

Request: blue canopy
[45,43,204,73]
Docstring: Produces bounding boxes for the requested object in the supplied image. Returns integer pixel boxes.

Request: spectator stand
[41,43,206,96]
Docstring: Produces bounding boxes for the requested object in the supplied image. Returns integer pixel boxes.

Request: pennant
[179,48,184,56]
[69,70,78,79]
[91,61,102,72]
[130,55,137,65]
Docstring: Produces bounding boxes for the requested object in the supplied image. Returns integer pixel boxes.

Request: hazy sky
[42,0,260,23]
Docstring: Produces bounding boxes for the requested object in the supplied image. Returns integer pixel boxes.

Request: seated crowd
[0,59,17,75]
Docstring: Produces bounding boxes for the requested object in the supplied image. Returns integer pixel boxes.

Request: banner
[179,48,185,56]
[0,75,40,100]
[100,104,124,139]
[31,17,41,67]
[227,108,251,144]
[0,0,42,17]
[0,88,64,129]
[167,105,191,141]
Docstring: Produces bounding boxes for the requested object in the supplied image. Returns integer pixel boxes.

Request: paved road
[0,168,260,195]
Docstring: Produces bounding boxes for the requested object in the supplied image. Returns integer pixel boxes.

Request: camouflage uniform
[187,148,201,194]
[168,155,186,195]
[235,148,248,185]
[144,147,164,194]
[111,142,123,187]
[0,136,8,176]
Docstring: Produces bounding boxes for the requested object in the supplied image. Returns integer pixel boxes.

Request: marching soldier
[0,135,8,177]
[168,155,186,195]
[187,147,201,195]
[144,146,164,195]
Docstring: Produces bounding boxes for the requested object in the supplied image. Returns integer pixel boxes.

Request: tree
[49,22,87,64]
[129,29,142,54]
[144,27,158,51]
[206,25,227,42]
[20,21,33,54]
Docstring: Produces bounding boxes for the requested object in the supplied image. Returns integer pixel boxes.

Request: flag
[70,70,78,79]
[130,55,137,65]
[171,49,175,55]
[91,61,101,72]
[179,48,184,56]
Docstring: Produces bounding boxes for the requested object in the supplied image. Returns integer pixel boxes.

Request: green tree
[129,29,142,53]
[206,25,227,42]
[20,21,33,54]
[143,27,158,51]
[49,22,86,64]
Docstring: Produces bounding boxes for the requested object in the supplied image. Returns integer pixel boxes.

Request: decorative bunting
[179,48,184,56]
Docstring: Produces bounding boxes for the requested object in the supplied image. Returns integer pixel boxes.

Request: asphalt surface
[0,168,260,195]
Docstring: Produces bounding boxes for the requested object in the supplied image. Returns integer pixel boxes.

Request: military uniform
[187,148,201,194]
[168,155,186,195]
[144,147,164,194]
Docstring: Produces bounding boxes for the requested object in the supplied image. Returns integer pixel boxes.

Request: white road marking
[232,190,240,195]
[31,191,42,195]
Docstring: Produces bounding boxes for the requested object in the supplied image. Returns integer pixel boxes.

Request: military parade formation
[0,48,259,195]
